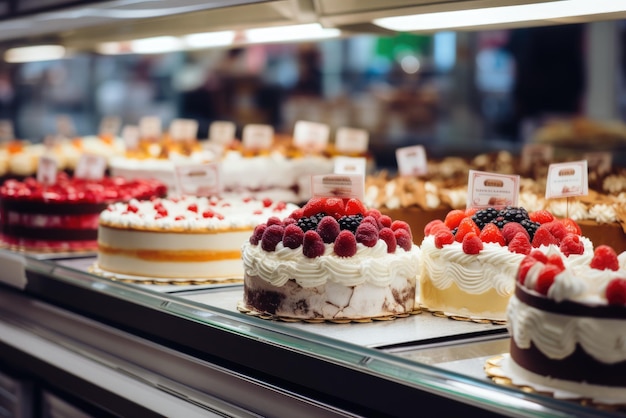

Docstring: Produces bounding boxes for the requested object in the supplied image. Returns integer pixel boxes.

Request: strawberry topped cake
[241,196,420,320]
[506,245,626,403]
[420,206,593,321]
[0,173,166,251]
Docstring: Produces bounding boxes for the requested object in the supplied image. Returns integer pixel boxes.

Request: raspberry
[546,253,565,270]
[302,230,325,258]
[502,222,529,245]
[273,201,287,211]
[202,209,214,218]
[282,224,304,249]
[455,217,480,242]
[518,255,538,285]
[424,219,448,236]
[187,203,198,213]
[250,224,267,245]
[462,232,483,255]
[266,216,282,226]
[290,208,304,220]
[261,224,284,252]
[378,227,397,253]
[529,250,548,263]
[361,216,380,228]
[302,197,326,217]
[543,220,568,241]
[365,208,382,219]
[355,222,379,247]
[377,215,393,229]
[531,226,559,248]
[559,233,584,257]
[606,278,626,305]
[444,209,466,229]
[529,210,555,224]
[127,204,139,213]
[323,197,346,219]
[316,216,341,244]
[590,245,620,271]
[262,198,272,208]
[344,198,366,216]
[508,232,532,255]
[535,264,561,295]
[282,217,297,226]
[434,230,455,248]
[334,230,357,257]
[479,223,505,246]
[559,218,582,236]
[391,220,411,234]
[394,229,413,251]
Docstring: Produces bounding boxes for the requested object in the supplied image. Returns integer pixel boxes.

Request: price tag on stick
[334,156,366,175]
[466,170,520,209]
[242,124,273,150]
[545,161,588,199]
[174,162,222,197]
[209,121,236,145]
[310,174,364,200]
[75,154,107,180]
[396,145,428,177]
[293,121,330,153]
[37,155,58,185]
[335,127,369,154]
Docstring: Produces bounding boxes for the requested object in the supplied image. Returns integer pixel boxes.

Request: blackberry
[490,216,507,229]
[520,219,540,240]
[313,212,328,222]
[472,207,499,229]
[498,206,529,224]
[338,214,363,233]
[297,216,320,232]
[451,227,458,236]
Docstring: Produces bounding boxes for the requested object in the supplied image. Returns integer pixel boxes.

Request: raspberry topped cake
[97,196,298,280]
[506,245,626,403]
[0,173,166,251]
[241,196,420,320]
[420,206,593,321]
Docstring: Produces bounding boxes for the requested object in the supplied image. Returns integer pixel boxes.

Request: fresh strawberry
[323,197,346,219]
[444,209,466,230]
[303,230,325,258]
[282,224,304,249]
[529,210,555,224]
[455,217,480,242]
[590,245,620,271]
[334,230,357,257]
[424,219,448,236]
[394,229,413,251]
[317,216,341,244]
[344,198,366,216]
[606,278,626,305]
[508,232,532,255]
[434,230,455,248]
[502,222,529,244]
[355,222,379,247]
[266,216,282,226]
[479,223,505,246]
[535,264,561,295]
[261,224,284,251]
[364,208,382,219]
[462,232,483,255]
[250,224,267,245]
[378,227,397,253]
[377,215,393,229]
[546,253,565,270]
[290,208,304,220]
[529,249,548,263]
[543,220,568,241]
[559,233,584,256]
[559,218,582,236]
[465,207,478,217]
[302,197,325,217]
[518,255,538,284]
[531,226,559,248]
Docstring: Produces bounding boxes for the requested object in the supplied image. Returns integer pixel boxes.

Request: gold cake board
[420,304,507,325]
[89,263,243,286]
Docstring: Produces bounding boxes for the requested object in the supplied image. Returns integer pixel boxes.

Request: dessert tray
[88,263,243,286]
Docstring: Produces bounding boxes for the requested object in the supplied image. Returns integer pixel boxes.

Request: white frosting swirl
[588,204,617,223]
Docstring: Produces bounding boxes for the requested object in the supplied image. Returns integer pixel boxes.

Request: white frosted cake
[241,196,420,320]
[97,196,298,279]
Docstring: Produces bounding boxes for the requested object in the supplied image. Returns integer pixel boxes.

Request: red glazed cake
[0,173,166,251]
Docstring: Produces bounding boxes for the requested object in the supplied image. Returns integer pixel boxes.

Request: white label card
[99,116,121,136]
[75,154,107,180]
[139,116,162,140]
[467,170,520,209]
[311,174,364,200]
[37,155,58,185]
[242,124,273,150]
[520,143,553,171]
[335,127,369,154]
[293,121,330,153]
[584,152,612,175]
[170,119,199,142]
[334,156,366,175]
[174,162,222,197]
[122,125,140,151]
[396,145,428,176]
[545,160,588,199]
[209,121,236,145]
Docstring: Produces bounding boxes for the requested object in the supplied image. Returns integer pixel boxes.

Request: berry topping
[361,215,379,228]
[317,216,341,244]
[559,218,582,236]
[502,222,530,244]
[471,207,499,229]
[250,224,267,245]
[302,197,326,217]
[334,230,357,257]
[127,204,139,213]
[394,228,413,252]
[517,255,538,285]
[531,226,559,248]
[444,209,467,229]
[590,245,620,271]
[559,233,584,256]
[297,214,325,232]
[462,232,483,255]
[535,264,561,295]
[266,216,282,226]
[424,219,448,236]
[282,224,305,249]
[378,227,397,253]
[202,209,215,218]
[344,198,366,216]
[262,198,273,208]
[546,253,565,270]
[529,210,555,224]
[290,208,304,220]
[391,220,411,234]
[529,250,548,263]
[282,217,297,226]
[355,222,379,247]
[303,230,325,258]
[479,223,505,246]
[434,229,455,248]
[338,214,364,233]
[508,232,532,255]
[365,208,382,219]
[323,197,346,219]
[261,224,284,252]
[377,215,393,229]
[606,278,626,305]
[543,220,568,241]
[187,203,198,212]
[454,217,480,242]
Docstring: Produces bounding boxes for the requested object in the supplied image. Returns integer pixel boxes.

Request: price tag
[122,125,140,151]
[75,154,107,180]
[311,174,364,200]
[56,115,75,138]
[170,119,198,142]
[37,155,58,185]
[467,170,520,209]
[209,121,236,145]
[583,152,612,175]
[545,161,588,199]
[293,121,330,153]
[99,116,121,136]
[0,120,14,143]
[242,124,273,150]
[334,156,366,175]
[335,127,369,154]
[396,145,428,176]
[520,144,553,172]
[174,162,222,197]
[139,116,162,140]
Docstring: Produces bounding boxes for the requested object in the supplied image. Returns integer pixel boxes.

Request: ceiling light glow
[4,45,66,63]
[183,31,235,49]
[245,23,340,44]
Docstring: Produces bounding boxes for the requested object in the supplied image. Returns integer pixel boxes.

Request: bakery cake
[97,196,297,280]
[241,196,420,320]
[419,206,593,322]
[0,173,166,251]
[506,244,626,403]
